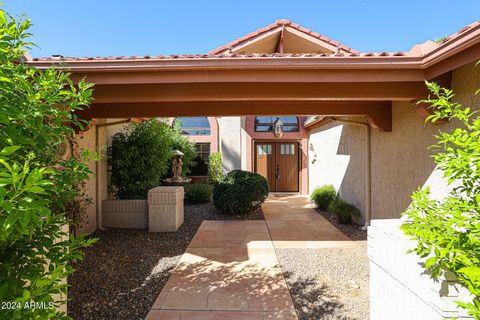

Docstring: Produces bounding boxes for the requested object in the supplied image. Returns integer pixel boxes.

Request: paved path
[145,195,356,320]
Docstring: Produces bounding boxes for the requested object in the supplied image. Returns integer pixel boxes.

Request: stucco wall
[76,125,97,233]
[370,61,480,219]
[308,120,366,220]
[308,61,480,220]
[218,117,243,172]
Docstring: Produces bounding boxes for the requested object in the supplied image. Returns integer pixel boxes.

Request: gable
[209,19,357,55]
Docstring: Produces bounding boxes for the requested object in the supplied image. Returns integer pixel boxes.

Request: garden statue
[163,150,191,186]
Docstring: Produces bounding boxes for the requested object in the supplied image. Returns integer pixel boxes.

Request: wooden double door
[254,141,299,192]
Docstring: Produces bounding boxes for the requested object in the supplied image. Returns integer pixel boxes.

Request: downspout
[331,117,372,229]
[95,118,131,230]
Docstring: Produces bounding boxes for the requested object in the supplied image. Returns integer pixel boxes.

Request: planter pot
[102,199,148,229]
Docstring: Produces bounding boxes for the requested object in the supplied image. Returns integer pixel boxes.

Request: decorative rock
[148,186,184,232]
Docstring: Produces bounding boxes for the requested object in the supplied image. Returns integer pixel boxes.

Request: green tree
[207,151,222,184]
[401,82,480,318]
[108,119,196,199]
[0,9,96,320]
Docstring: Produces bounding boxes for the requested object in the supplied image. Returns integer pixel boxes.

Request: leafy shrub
[401,82,480,317]
[0,10,96,319]
[328,198,360,225]
[311,184,337,210]
[213,170,268,214]
[208,151,222,183]
[184,183,212,204]
[108,119,196,199]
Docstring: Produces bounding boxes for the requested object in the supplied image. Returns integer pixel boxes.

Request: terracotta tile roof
[436,20,480,44]
[24,19,480,65]
[29,51,408,62]
[208,19,359,55]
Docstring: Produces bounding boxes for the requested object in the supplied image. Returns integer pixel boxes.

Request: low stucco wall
[369,219,473,320]
[102,199,148,229]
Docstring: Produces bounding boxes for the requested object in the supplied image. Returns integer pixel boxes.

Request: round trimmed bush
[213,170,269,214]
[184,183,212,204]
[327,198,361,225]
[311,184,337,210]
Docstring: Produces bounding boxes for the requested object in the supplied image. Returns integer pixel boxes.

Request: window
[195,143,211,161]
[174,117,211,135]
[257,144,272,155]
[254,116,299,132]
[280,144,296,155]
[190,143,210,175]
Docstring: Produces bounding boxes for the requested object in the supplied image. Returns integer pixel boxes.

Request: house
[26,19,480,233]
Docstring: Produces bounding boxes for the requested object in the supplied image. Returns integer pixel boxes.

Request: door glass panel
[280,144,295,155]
[257,144,272,155]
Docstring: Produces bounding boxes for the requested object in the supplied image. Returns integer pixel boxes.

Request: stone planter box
[148,186,184,232]
[102,199,148,229]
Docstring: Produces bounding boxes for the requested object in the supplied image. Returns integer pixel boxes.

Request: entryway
[254,141,299,192]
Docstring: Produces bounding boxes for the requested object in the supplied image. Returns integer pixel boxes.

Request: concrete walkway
[145,195,356,320]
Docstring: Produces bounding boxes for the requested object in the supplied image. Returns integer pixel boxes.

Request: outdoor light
[273,117,284,138]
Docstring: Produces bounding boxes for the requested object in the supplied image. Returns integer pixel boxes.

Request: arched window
[254,116,299,132]
[174,117,211,135]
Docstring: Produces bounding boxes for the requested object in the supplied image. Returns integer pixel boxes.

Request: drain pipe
[331,117,371,229]
[95,119,132,230]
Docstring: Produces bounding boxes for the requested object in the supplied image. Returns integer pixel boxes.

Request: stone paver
[146,195,354,320]
[264,195,356,249]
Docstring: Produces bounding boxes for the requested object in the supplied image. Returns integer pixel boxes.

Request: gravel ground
[277,243,369,320]
[314,209,367,241]
[68,203,263,320]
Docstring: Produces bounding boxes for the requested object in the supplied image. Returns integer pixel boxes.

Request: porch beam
[70,69,426,85]
[91,82,428,103]
[77,101,392,131]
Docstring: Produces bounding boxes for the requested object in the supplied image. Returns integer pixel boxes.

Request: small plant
[208,152,223,183]
[213,170,268,214]
[184,183,212,204]
[328,198,361,225]
[311,184,337,210]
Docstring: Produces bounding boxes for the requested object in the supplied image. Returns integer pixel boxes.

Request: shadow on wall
[308,124,350,198]
[221,139,241,173]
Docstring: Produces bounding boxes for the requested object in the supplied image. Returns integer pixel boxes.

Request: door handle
[276,164,280,180]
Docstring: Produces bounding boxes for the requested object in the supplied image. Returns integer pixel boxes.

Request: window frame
[254,116,300,133]
[174,117,211,136]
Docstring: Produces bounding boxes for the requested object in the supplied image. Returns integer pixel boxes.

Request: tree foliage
[208,151,222,184]
[401,82,480,318]
[108,119,196,199]
[0,9,96,319]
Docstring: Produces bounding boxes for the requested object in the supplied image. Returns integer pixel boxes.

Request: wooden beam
[91,82,428,103]
[70,69,426,85]
[76,101,393,131]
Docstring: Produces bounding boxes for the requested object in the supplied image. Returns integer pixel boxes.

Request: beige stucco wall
[370,61,480,219]
[76,125,97,233]
[308,119,367,221]
[309,61,480,220]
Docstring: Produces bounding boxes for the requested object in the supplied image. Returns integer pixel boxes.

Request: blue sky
[4,1,480,57]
